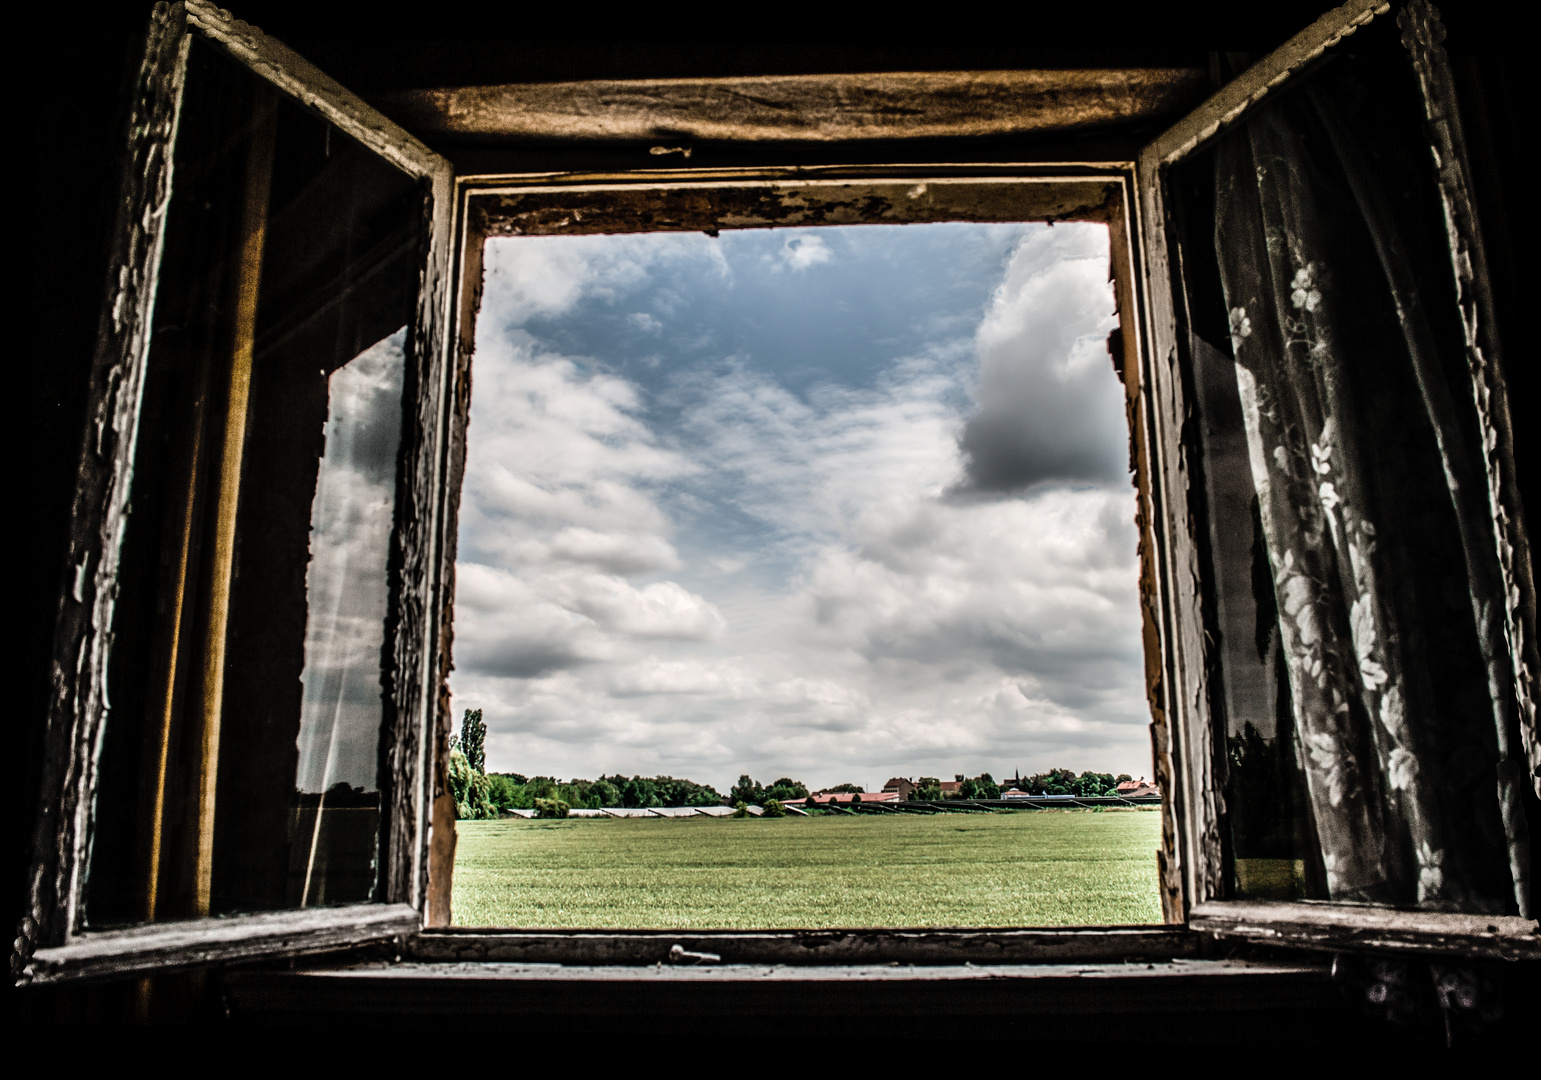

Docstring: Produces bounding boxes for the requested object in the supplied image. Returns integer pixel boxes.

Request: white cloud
[479,232,729,328]
[779,234,832,270]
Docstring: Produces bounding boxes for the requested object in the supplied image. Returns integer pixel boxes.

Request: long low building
[784,791,900,807]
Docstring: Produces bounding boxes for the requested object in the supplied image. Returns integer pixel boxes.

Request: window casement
[16,0,1539,990]
[18,0,455,983]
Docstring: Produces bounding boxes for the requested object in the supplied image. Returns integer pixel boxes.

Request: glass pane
[86,35,421,927]
[289,329,406,907]
[1169,24,1535,913]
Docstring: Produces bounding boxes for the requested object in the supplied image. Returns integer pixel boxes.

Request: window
[17,0,1538,990]
[448,192,1158,931]
[18,1,454,982]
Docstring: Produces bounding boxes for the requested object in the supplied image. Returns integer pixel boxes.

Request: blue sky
[449,221,1149,791]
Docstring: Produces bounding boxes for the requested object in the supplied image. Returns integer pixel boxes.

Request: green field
[452,809,1163,928]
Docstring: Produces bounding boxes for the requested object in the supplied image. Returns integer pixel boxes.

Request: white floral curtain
[1211,70,1531,916]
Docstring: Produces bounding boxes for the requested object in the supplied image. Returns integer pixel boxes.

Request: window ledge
[406,925,1198,966]
[224,958,1337,1027]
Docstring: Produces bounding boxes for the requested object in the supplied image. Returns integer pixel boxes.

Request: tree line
[447,710,1139,820]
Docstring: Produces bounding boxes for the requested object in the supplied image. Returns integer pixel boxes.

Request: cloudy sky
[448,221,1149,792]
[298,329,405,793]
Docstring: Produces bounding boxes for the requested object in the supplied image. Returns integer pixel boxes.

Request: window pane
[86,35,420,927]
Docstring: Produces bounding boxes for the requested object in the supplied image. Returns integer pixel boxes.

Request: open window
[1135,0,1539,957]
[17,0,1538,988]
[437,174,1163,935]
[18,0,454,983]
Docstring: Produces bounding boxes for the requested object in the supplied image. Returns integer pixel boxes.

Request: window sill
[223,957,1341,1033]
[406,925,1197,966]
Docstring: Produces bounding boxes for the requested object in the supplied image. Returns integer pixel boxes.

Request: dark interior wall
[19,0,1530,1022]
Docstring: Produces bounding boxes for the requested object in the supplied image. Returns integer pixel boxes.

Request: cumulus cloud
[957,224,1128,492]
[454,561,724,679]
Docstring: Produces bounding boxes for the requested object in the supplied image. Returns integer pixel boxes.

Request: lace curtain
[1211,63,1531,916]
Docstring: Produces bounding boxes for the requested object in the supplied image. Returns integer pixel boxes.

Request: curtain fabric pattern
[1210,71,1531,916]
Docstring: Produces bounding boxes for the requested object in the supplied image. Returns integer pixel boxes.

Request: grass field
[452,809,1163,928]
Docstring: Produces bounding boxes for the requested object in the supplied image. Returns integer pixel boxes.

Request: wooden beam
[377,69,1207,144]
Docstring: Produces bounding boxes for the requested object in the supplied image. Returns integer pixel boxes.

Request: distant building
[1117,778,1161,798]
[1001,789,1032,800]
[787,790,901,806]
[938,780,963,797]
[882,777,916,800]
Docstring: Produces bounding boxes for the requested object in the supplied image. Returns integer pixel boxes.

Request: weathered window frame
[18,0,457,985]
[414,0,1538,967]
[19,0,1539,989]
[1135,0,1539,959]
[422,168,1170,957]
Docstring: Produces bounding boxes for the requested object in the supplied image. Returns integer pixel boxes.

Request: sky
[447,221,1150,792]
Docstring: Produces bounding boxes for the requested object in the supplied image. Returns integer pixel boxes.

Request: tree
[459,708,487,775]
[1024,767,1078,796]
[732,800,751,818]
[913,777,942,800]
[827,782,863,794]
[533,798,569,819]
[730,774,765,806]
[764,777,809,801]
[448,746,495,820]
[447,712,495,819]
[763,799,786,818]
[486,774,523,810]
[687,784,726,806]
[589,779,620,807]
[1073,771,1117,797]
[621,776,660,808]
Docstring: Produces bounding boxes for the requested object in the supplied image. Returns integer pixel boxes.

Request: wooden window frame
[18,0,456,985]
[1135,0,1539,958]
[425,166,1168,950]
[416,0,1538,967]
[18,0,1538,989]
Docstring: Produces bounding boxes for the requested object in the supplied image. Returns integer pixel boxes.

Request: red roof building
[787,790,900,806]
